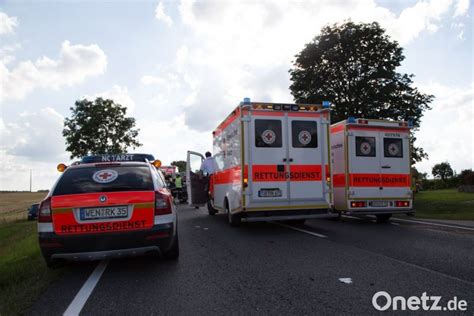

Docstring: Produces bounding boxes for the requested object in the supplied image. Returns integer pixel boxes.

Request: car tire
[376,214,392,223]
[226,199,241,227]
[163,233,179,260]
[44,256,62,269]
[207,200,217,216]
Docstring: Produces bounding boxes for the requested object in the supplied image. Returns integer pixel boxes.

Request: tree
[432,162,454,181]
[171,160,186,173]
[63,98,142,159]
[289,21,433,164]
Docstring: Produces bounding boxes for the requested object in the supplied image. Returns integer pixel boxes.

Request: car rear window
[53,165,154,196]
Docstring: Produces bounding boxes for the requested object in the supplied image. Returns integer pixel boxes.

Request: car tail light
[38,197,52,222]
[155,191,172,215]
[350,201,366,208]
[395,201,410,207]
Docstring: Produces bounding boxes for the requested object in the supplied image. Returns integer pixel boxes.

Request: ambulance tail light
[350,201,366,208]
[155,191,172,215]
[399,122,408,127]
[38,197,52,223]
[395,201,410,207]
[243,177,248,188]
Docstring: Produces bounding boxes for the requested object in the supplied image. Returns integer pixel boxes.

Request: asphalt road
[29,205,474,315]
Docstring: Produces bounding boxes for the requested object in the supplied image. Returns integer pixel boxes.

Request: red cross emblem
[262,129,276,145]
[298,130,311,145]
[93,169,118,183]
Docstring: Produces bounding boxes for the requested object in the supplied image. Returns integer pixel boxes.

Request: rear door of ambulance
[347,127,382,201]
[51,164,156,236]
[248,111,326,204]
[379,129,411,199]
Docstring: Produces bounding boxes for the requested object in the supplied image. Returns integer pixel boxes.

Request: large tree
[289,21,433,163]
[63,98,142,159]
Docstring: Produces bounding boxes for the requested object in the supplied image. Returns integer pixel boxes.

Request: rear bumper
[241,208,336,222]
[39,223,175,261]
[344,209,414,215]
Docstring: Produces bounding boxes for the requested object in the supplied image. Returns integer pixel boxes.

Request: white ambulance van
[330,118,414,222]
[186,98,335,226]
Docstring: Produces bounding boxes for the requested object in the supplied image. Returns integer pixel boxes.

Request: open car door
[186,151,209,207]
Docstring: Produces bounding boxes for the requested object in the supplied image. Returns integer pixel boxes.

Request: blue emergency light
[347,117,356,123]
[81,153,155,163]
[243,97,251,105]
[322,100,331,108]
[408,119,414,128]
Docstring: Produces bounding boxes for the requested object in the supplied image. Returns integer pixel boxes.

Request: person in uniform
[200,152,217,175]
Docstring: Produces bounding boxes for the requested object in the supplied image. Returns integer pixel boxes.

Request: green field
[413,189,474,220]
[0,220,64,315]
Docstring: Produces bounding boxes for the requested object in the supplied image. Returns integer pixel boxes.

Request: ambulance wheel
[376,214,392,223]
[207,200,217,215]
[163,233,179,260]
[225,199,241,227]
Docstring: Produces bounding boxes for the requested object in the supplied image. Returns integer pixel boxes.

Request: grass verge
[0,220,64,315]
[413,189,474,220]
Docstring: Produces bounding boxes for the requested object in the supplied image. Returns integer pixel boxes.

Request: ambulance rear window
[356,136,376,157]
[52,165,154,196]
[384,138,403,158]
[255,119,282,148]
[292,121,318,148]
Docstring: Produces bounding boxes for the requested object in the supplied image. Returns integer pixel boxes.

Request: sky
[0,0,472,191]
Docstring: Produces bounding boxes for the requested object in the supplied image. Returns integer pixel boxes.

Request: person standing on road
[175,174,183,189]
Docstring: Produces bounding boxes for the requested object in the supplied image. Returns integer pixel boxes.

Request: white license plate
[370,201,389,207]
[258,189,282,198]
[80,206,128,221]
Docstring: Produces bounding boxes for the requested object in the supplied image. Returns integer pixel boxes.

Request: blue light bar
[243,97,251,105]
[347,117,356,123]
[81,153,155,163]
[322,100,330,108]
[408,119,414,128]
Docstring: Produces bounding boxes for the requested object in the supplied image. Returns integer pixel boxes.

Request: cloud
[454,0,470,17]
[0,40,107,102]
[85,85,136,113]
[155,2,173,26]
[415,82,473,175]
[0,11,18,35]
[0,107,67,162]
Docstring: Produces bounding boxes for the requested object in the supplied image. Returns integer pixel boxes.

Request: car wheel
[207,200,217,216]
[376,214,392,223]
[226,199,241,227]
[163,233,179,260]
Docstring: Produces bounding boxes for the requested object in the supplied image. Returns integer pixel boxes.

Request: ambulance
[330,118,414,222]
[186,98,335,226]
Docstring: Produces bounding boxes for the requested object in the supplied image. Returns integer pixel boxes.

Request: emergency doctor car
[37,154,178,267]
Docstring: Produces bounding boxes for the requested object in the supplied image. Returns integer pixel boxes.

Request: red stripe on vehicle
[330,125,345,133]
[252,164,324,182]
[213,166,242,185]
[347,126,410,133]
[333,173,346,187]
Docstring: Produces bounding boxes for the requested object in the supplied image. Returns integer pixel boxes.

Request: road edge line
[63,260,109,316]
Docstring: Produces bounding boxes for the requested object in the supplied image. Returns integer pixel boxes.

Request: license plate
[258,189,282,198]
[370,201,389,207]
[80,206,128,221]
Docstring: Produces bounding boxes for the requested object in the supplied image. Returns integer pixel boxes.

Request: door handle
[289,158,294,162]
[283,158,287,162]
[381,165,391,169]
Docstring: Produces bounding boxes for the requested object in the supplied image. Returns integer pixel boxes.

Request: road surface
[29,205,474,315]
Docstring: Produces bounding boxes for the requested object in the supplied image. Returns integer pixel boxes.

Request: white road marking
[391,222,400,226]
[391,218,474,232]
[339,278,353,284]
[274,222,327,238]
[64,260,109,316]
